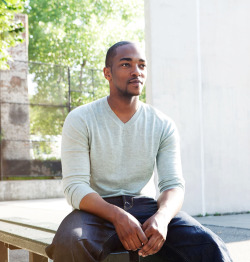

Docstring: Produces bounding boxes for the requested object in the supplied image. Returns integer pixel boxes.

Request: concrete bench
[0,217,154,262]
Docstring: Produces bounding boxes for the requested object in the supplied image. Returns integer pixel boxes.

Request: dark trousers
[45,196,233,262]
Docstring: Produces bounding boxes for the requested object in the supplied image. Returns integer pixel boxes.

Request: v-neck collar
[103,96,142,128]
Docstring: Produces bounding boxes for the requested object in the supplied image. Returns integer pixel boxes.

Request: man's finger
[122,239,130,251]
[119,228,147,251]
[137,228,148,246]
[127,229,148,250]
[139,237,165,256]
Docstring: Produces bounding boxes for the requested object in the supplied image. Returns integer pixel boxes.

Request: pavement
[0,198,249,262]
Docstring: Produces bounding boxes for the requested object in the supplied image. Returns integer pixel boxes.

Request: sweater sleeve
[61,109,96,209]
[156,121,185,193]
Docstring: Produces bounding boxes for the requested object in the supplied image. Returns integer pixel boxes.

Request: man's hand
[79,193,148,251]
[138,210,168,257]
[138,188,184,257]
[113,209,148,251]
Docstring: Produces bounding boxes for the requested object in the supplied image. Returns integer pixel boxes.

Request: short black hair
[105,41,134,68]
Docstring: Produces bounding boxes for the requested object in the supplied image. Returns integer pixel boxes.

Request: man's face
[105,44,147,97]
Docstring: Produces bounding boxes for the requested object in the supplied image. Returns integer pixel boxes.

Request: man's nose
[131,65,141,76]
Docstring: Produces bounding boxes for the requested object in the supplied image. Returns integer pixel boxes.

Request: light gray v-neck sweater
[61,97,185,209]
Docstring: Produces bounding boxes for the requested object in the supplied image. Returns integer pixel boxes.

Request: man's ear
[103,67,112,81]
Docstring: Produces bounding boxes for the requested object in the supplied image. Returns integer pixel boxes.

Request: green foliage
[214,212,222,216]
[28,62,69,136]
[0,0,25,69]
[25,0,145,68]
[28,63,109,137]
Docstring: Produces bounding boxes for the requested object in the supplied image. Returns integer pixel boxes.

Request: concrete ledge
[0,180,63,201]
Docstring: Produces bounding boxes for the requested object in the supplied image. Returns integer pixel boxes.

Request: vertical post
[0,241,9,262]
[29,253,48,262]
[0,82,2,181]
[67,67,71,112]
[129,251,140,262]
[196,0,206,217]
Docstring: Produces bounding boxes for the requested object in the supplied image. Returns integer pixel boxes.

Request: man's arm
[79,193,148,251]
[138,187,184,257]
[137,119,185,257]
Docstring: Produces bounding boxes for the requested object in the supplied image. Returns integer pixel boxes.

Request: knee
[46,231,82,261]
[201,228,232,261]
[47,232,77,255]
[201,226,223,245]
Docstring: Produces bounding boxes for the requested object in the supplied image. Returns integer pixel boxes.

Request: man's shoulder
[141,102,174,124]
[141,103,179,140]
[69,97,106,116]
[64,97,106,126]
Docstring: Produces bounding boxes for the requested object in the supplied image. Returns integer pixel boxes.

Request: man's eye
[139,64,146,69]
[121,63,130,67]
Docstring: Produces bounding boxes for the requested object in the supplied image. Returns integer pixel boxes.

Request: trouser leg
[45,209,124,262]
[154,211,233,262]
[126,197,232,261]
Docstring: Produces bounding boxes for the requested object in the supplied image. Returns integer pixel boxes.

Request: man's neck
[107,95,140,123]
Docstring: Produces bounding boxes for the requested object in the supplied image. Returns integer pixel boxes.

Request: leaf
[1,0,7,6]
[0,0,25,69]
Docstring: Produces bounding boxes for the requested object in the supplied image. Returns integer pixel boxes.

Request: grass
[3,176,60,180]
[196,211,250,217]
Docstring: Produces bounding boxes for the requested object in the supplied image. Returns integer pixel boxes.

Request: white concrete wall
[145,0,250,215]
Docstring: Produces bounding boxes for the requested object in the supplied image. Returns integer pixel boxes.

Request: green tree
[26,0,145,160]
[0,0,25,69]
[26,0,144,68]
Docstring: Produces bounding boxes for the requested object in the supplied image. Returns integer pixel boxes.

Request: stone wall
[0,14,30,178]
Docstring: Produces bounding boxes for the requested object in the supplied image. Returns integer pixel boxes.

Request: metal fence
[0,61,108,180]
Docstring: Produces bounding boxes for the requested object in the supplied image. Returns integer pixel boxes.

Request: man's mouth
[128,78,143,84]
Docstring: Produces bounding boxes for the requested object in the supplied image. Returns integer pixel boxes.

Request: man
[46,41,232,261]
